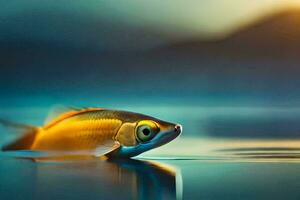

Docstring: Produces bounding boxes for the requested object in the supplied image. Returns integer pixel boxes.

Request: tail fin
[0,119,39,151]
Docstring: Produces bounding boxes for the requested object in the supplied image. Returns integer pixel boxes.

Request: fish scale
[31,118,122,151]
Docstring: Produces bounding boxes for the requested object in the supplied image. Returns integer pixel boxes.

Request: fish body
[1,107,182,158]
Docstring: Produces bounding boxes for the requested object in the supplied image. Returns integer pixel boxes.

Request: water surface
[1,138,300,200]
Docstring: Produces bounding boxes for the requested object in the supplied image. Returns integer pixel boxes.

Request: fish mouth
[150,124,182,148]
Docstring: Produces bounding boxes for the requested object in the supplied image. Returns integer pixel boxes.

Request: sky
[1,0,300,50]
[96,0,300,38]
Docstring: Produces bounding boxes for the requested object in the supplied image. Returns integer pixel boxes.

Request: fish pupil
[143,128,151,136]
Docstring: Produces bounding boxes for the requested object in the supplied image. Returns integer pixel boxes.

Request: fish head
[113,112,182,158]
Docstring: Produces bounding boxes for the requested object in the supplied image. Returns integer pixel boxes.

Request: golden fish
[1,107,182,158]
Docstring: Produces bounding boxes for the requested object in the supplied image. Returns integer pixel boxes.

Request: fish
[1,107,182,158]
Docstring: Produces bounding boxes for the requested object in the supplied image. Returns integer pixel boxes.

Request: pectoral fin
[95,141,120,157]
[11,141,121,162]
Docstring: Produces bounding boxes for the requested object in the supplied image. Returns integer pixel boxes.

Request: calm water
[1,139,300,200]
[1,106,300,200]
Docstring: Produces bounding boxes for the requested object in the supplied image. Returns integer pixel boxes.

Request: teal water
[1,106,300,200]
[1,153,300,200]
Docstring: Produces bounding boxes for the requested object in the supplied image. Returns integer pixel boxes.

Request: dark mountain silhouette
[155,9,300,58]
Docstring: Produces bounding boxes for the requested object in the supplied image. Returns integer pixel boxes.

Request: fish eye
[136,121,158,143]
[142,127,151,135]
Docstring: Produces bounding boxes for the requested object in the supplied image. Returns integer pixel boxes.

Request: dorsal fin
[44,106,105,129]
[44,105,81,125]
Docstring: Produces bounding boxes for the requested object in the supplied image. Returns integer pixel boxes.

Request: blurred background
[2,0,300,139]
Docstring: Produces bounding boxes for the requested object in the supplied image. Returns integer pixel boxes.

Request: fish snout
[174,124,182,135]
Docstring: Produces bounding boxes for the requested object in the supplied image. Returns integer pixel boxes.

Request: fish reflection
[111,159,182,200]
[29,158,182,200]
